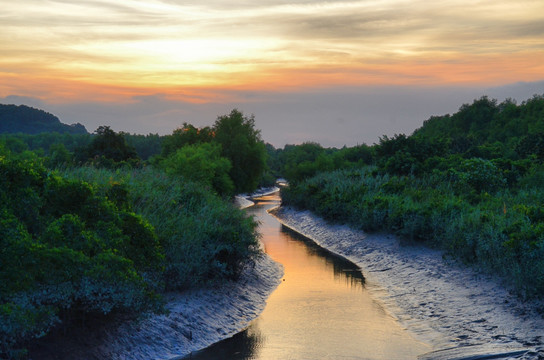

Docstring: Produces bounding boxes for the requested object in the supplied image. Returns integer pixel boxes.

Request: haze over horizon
[1,0,543,147]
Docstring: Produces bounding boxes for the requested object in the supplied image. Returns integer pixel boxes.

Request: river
[186,192,429,359]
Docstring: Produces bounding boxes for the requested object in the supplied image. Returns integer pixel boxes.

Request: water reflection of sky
[280,224,366,291]
[184,193,428,360]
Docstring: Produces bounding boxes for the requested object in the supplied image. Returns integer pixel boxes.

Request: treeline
[0,109,265,358]
[1,109,269,196]
[280,95,544,300]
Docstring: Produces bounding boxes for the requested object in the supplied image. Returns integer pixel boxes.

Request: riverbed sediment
[273,206,544,359]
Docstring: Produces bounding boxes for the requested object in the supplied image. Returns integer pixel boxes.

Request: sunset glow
[3,0,543,101]
[1,0,543,145]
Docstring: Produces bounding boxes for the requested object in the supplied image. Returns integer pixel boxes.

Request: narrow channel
[187,192,429,359]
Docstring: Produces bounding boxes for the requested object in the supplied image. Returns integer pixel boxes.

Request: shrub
[0,153,163,355]
[61,166,260,290]
[160,142,234,196]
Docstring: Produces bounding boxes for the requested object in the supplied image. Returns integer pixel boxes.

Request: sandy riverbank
[274,206,544,359]
[29,192,283,360]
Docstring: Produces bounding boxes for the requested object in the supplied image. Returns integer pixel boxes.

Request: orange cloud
[2,49,543,105]
[2,0,543,104]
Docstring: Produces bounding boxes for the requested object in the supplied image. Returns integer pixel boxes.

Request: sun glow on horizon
[1,0,543,104]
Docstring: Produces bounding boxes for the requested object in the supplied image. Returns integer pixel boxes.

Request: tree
[161,123,214,157]
[213,109,266,193]
[281,143,333,183]
[161,142,234,196]
[124,133,162,160]
[77,126,139,165]
[47,143,73,168]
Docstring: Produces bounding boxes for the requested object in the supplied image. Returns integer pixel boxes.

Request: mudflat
[274,207,544,359]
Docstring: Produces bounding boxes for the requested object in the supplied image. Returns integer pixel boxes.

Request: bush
[61,166,260,290]
[160,142,234,196]
[0,152,163,355]
[456,158,506,193]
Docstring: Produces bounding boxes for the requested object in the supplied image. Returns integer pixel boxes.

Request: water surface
[187,192,428,359]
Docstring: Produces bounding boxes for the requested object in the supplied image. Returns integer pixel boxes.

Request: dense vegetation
[158,109,268,195]
[0,105,87,135]
[0,108,265,358]
[60,166,259,290]
[281,95,544,300]
[4,94,543,356]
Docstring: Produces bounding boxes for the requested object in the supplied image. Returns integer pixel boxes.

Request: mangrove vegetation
[0,109,264,358]
[281,95,544,300]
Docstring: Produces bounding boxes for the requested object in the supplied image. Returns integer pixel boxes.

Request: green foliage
[414,95,544,155]
[60,166,260,290]
[282,168,544,298]
[1,142,260,355]
[76,126,139,166]
[516,133,544,161]
[161,123,214,157]
[0,133,91,162]
[0,151,163,355]
[158,111,267,194]
[448,158,506,194]
[334,144,373,168]
[124,133,162,160]
[0,302,57,358]
[46,143,74,168]
[277,142,375,184]
[213,109,267,193]
[160,142,234,196]
[374,134,446,175]
[0,108,264,355]
[1,137,28,153]
[280,142,333,183]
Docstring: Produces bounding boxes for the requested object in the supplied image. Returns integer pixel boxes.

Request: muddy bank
[274,207,544,359]
[235,187,280,210]
[28,192,283,360]
[30,254,283,360]
[30,253,283,360]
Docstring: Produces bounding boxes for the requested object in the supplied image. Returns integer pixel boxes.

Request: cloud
[3,0,543,86]
[1,0,543,144]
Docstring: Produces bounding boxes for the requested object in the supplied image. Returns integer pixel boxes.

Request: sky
[1,0,543,147]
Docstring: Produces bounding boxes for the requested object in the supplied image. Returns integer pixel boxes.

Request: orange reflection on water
[190,192,429,359]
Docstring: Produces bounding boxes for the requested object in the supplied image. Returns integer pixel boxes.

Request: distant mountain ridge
[0,104,88,134]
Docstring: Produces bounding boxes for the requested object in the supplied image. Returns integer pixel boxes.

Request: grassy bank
[282,167,544,299]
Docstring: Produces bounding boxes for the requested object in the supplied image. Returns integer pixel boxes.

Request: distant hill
[0,104,88,134]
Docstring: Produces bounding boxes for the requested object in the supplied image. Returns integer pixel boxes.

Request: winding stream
[187,192,429,359]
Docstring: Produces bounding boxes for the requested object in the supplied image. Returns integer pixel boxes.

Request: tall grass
[282,167,544,299]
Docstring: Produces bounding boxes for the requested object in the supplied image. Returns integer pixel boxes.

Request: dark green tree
[280,142,328,183]
[0,151,163,355]
[161,123,214,157]
[77,126,138,165]
[46,143,73,168]
[124,133,162,160]
[213,109,266,193]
